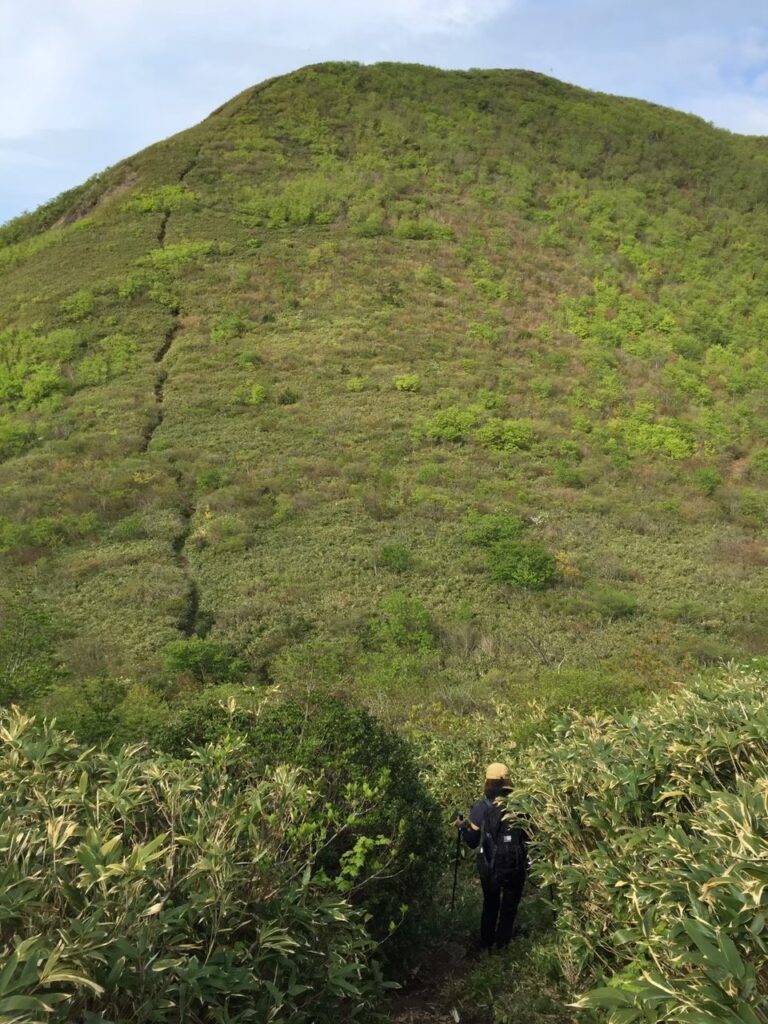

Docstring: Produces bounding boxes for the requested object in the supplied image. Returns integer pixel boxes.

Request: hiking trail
[141,151,201,637]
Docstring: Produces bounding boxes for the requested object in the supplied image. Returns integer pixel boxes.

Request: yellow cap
[485,762,510,781]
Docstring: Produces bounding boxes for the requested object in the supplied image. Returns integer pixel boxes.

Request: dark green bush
[554,461,585,488]
[154,692,443,956]
[587,585,638,620]
[0,587,59,704]
[693,467,722,495]
[377,543,413,572]
[365,591,436,652]
[465,511,523,547]
[488,540,556,589]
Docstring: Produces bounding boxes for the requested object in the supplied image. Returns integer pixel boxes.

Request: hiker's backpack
[479,798,526,885]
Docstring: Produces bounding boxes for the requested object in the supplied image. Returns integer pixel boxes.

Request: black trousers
[480,870,526,949]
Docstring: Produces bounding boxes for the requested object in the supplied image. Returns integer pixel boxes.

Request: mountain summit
[2,63,768,723]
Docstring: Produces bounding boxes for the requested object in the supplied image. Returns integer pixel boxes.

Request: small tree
[488,540,556,589]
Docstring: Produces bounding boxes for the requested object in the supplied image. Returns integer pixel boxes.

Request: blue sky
[1,0,767,224]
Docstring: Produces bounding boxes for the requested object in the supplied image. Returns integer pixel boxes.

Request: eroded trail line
[154,314,181,364]
[141,149,202,636]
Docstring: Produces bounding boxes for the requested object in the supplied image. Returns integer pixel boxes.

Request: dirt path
[387,935,489,1024]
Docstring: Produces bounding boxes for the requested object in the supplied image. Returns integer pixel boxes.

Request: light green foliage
[243,166,356,227]
[620,417,696,459]
[76,334,137,386]
[60,288,95,321]
[0,707,389,1023]
[140,240,216,271]
[125,184,199,212]
[467,322,500,345]
[393,373,421,392]
[416,405,483,443]
[693,466,722,495]
[393,218,453,240]
[474,417,536,452]
[232,381,267,405]
[0,418,34,459]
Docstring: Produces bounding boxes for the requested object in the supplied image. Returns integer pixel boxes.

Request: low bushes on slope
[516,671,768,1021]
[0,707,398,1023]
[153,691,444,956]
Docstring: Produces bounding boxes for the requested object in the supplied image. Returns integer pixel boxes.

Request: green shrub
[487,540,556,588]
[0,418,35,460]
[232,382,267,406]
[553,461,585,488]
[276,386,299,405]
[587,585,638,619]
[749,449,768,479]
[155,692,443,956]
[21,364,63,407]
[467,322,500,345]
[393,373,421,392]
[365,591,436,653]
[140,241,215,272]
[475,418,536,452]
[417,405,482,443]
[195,467,224,492]
[211,313,254,343]
[377,543,413,572]
[162,637,248,683]
[693,467,722,495]
[0,587,59,704]
[393,218,451,240]
[60,287,94,321]
[126,184,199,213]
[0,707,388,1023]
[622,418,695,459]
[110,512,148,540]
[464,510,523,547]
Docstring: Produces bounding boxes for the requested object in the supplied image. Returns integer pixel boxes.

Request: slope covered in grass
[2,63,768,728]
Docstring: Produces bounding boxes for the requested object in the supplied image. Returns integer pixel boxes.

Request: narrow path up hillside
[141,152,201,638]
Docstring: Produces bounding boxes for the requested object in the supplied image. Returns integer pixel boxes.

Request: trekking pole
[450,814,463,913]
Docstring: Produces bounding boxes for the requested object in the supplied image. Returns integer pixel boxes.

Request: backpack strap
[479,797,495,865]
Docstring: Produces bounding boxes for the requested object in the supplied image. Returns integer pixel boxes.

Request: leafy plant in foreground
[0,706,392,1023]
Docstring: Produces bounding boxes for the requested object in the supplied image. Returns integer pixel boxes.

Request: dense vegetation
[0,697,442,1022]
[408,667,768,1022]
[3,670,766,1023]
[2,63,768,733]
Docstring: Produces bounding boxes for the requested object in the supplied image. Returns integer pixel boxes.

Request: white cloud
[684,93,768,135]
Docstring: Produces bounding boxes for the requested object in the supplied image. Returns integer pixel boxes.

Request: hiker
[456,762,527,950]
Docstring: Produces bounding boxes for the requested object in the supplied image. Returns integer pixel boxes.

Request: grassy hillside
[2,62,768,730]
